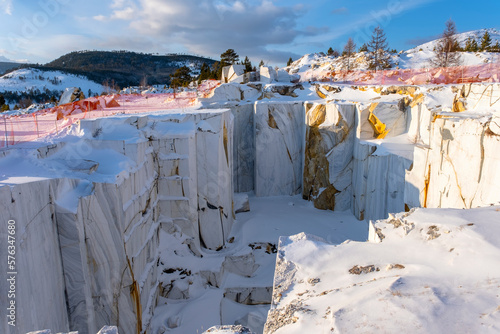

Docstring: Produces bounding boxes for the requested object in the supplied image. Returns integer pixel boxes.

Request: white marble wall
[406,114,500,210]
[0,181,70,334]
[0,110,235,334]
[255,102,304,196]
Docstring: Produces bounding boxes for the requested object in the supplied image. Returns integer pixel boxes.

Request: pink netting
[302,62,500,85]
[0,80,220,148]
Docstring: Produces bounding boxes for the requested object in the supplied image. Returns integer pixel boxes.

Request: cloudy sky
[0,0,498,65]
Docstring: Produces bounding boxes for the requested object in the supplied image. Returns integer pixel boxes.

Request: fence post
[3,116,7,148]
[34,114,40,138]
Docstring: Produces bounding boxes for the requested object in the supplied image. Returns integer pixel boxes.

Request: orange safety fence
[303,62,500,86]
[0,80,220,148]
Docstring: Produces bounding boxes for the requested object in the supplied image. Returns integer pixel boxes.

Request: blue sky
[0,0,498,66]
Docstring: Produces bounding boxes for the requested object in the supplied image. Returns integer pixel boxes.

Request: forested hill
[42,50,215,88]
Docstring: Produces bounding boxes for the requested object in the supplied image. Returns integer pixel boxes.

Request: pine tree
[431,19,461,68]
[358,43,368,52]
[243,56,252,73]
[210,61,222,79]
[220,49,239,67]
[170,66,192,88]
[367,26,391,71]
[287,57,293,66]
[0,94,5,107]
[329,49,340,57]
[259,60,265,68]
[464,36,479,52]
[327,47,334,55]
[480,31,492,51]
[343,37,356,72]
[198,62,211,83]
[491,41,500,53]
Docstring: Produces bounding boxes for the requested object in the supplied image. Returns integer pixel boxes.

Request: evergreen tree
[431,19,462,68]
[210,61,221,80]
[198,62,211,83]
[243,56,253,73]
[343,37,357,72]
[358,43,368,52]
[329,49,340,57]
[170,66,192,88]
[220,49,240,67]
[480,31,492,51]
[287,57,293,66]
[491,41,500,53]
[464,36,479,52]
[327,47,334,55]
[0,94,5,107]
[367,26,391,71]
[259,60,265,68]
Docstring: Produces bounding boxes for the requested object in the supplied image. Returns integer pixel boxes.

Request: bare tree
[343,37,357,71]
[431,19,462,68]
[367,26,391,71]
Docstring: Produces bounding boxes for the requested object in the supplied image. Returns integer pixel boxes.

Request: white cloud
[1,0,13,15]
[93,15,107,21]
[111,7,134,20]
[121,0,308,63]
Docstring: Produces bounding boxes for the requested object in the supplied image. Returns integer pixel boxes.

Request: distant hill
[42,50,216,88]
[0,62,25,75]
[407,28,500,53]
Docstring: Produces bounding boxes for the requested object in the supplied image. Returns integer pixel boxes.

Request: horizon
[0,0,499,66]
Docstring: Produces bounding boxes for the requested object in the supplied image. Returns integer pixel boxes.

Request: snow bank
[265,205,500,333]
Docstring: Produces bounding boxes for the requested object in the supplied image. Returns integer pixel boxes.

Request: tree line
[170,49,268,88]
[321,21,499,72]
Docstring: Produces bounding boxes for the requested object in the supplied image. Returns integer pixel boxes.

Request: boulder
[234,192,250,213]
[222,253,259,277]
[203,325,255,334]
[59,87,85,105]
[222,65,246,84]
[97,326,119,334]
[277,69,291,82]
[260,66,277,83]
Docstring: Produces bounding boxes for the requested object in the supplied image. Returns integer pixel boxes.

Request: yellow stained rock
[369,102,379,113]
[367,106,389,139]
[452,96,467,112]
[308,104,327,127]
[409,93,424,108]
[315,86,327,99]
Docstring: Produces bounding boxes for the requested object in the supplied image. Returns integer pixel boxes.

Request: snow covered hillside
[408,28,500,52]
[0,68,104,95]
[287,28,500,76]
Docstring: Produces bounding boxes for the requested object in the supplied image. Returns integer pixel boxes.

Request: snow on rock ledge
[0,109,234,334]
[264,206,500,333]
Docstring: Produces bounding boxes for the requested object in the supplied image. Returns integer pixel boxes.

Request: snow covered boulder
[97,326,119,334]
[59,87,85,105]
[260,66,278,83]
[204,325,255,334]
[276,69,291,82]
[234,192,250,213]
[222,65,246,84]
[265,205,500,333]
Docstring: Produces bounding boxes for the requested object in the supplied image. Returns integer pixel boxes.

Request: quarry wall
[0,110,233,334]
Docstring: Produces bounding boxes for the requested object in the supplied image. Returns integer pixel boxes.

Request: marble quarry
[1,79,499,333]
[0,110,233,334]
[202,82,500,221]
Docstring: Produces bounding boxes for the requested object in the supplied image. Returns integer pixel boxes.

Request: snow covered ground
[0,68,104,95]
[151,194,368,334]
[265,205,500,333]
